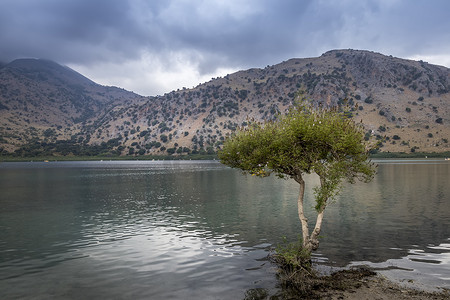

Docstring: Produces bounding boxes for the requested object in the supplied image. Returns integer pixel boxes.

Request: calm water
[0,159,449,299]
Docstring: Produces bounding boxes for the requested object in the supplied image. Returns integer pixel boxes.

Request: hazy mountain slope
[1,50,449,157]
[0,58,147,152]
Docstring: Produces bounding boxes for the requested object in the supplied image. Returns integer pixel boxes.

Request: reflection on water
[319,160,450,264]
[0,159,449,298]
[319,159,450,290]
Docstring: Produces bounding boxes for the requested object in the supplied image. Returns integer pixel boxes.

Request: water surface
[0,159,449,298]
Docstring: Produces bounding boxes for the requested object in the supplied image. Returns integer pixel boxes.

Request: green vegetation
[267,236,379,299]
[364,96,373,104]
[272,236,312,272]
[0,153,218,162]
[6,139,122,158]
[2,50,449,162]
[219,96,376,256]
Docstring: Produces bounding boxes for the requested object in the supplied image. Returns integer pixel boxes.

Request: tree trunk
[293,173,310,250]
[308,210,324,251]
[294,173,325,252]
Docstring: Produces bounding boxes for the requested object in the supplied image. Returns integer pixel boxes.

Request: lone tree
[218,99,376,254]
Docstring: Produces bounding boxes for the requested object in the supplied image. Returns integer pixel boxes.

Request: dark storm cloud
[2,0,450,66]
[149,0,316,72]
[0,0,148,63]
[1,0,449,95]
[0,0,316,70]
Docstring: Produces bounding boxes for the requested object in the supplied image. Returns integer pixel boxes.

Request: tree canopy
[219,99,377,252]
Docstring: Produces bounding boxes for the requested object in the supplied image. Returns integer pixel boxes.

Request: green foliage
[270,236,321,299]
[160,134,168,143]
[166,147,176,154]
[219,98,376,212]
[43,128,56,137]
[364,97,373,104]
[9,138,124,157]
[273,236,312,271]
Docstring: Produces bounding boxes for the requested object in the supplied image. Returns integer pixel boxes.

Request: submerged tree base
[243,240,450,299]
[273,265,376,299]
[267,239,371,299]
[244,264,449,300]
[244,256,449,300]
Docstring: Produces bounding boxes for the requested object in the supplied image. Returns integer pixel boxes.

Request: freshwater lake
[0,159,449,299]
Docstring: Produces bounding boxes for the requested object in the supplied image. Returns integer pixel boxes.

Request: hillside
[0,58,147,155]
[1,50,449,157]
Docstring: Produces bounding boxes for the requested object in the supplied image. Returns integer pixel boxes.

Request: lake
[0,159,449,299]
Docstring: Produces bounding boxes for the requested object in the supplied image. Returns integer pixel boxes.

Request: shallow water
[0,159,449,298]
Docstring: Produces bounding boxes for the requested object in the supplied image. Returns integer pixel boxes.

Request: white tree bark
[309,210,324,251]
[295,174,309,245]
[294,173,326,252]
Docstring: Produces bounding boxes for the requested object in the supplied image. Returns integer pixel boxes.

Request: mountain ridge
[1,49,449,157]
[6,58,96,86]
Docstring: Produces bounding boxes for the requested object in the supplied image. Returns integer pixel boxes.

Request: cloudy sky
[1,0,449,96]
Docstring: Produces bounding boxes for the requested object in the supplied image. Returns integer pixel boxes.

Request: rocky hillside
[1,49,449,157]
[0,58,146,155]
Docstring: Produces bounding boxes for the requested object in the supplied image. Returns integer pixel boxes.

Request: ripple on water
[349,240,450,291]
[1,160,448,298]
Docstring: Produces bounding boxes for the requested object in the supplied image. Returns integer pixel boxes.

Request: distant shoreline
[1,151,450,162]
[0,154,218,162]
[369,151,450,159]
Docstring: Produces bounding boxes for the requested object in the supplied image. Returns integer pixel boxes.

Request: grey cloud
[0,0,148,63]
[145,0,317,71]
[1,0,320,70]
[1,0,449,94]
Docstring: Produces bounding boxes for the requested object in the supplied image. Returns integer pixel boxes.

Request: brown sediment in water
[244,267,449,300]
[310,268,449,300]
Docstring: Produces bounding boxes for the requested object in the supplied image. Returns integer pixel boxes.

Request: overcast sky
[1,0,449,96]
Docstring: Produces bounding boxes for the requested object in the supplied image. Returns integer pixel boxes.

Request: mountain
[0,58,147,155]
[1,50,449,157]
